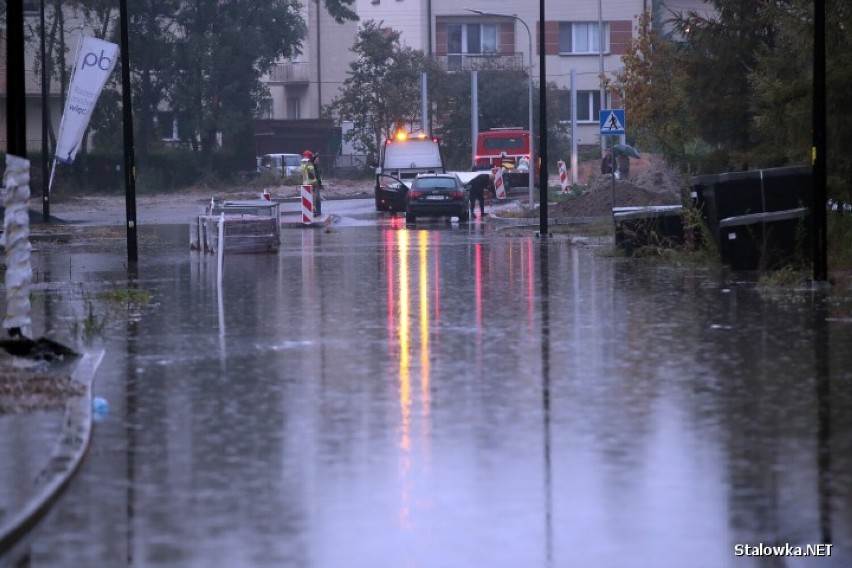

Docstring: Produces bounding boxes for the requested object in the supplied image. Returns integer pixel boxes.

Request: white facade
[263,2,359,120]
[263,0,658,146]
[358,0,431,49]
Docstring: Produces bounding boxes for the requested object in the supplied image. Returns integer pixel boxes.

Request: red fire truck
[472,128,538,190]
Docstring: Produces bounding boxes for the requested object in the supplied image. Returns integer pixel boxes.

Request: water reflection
[388,228,437,532]
[538,241,553,568]
[16,224,852,567]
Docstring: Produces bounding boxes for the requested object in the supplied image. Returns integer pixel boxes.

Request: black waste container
[760,166,812,212]
[613,205,684,255]
[718,207,810,271]
[704,170,764,245]
[688,173,718,223]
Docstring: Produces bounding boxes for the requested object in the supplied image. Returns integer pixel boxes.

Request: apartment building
[266,0,706,146]
[2,1,709,153]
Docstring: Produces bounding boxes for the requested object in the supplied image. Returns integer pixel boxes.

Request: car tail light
[408,190,424,199]
[448,191,464,198]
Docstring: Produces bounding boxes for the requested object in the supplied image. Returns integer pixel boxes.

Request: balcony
[433,53,525,73]
[267,63,310,85]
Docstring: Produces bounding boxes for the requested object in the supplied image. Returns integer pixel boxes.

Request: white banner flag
[54,35,119,164]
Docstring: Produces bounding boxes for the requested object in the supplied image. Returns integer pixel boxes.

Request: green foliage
[614,10,689,164]
[828,214,852,270]
[62,0,354,168]
[615,1,852,207]
[749,2,812,169]
[96,287,153,305]
[325,20,439,164]
[164,0,305,164]
[433,70,570,172]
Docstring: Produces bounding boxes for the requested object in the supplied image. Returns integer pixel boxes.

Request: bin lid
[759,165,811,179]
[717,170,762,183]
[223,200,279,207]
[690,173,719,184]
[718,207,809,228]
[612,205,683,221]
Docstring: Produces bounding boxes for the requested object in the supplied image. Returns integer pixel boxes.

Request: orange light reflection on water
[387,228,438,530]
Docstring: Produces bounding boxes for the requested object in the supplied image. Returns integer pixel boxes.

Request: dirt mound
[551,155,684,217]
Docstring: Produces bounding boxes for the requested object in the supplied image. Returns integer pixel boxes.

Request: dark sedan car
[405,174,470,223]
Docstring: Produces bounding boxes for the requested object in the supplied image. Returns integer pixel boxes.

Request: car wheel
[405,212,416,223]
[375,197,386,212]
[458,210,470,223]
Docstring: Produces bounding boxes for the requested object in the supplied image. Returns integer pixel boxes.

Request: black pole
[6,0,27,159]
[812,0,827,281]
[41,0,51,222]
[119,0,139,265]
[611,143,616,213]
[538,0,548,236]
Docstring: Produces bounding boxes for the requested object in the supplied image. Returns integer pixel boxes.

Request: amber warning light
[386,131,439,144]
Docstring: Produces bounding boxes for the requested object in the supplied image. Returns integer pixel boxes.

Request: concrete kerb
[0,350,104,564]
[281,213,339,229]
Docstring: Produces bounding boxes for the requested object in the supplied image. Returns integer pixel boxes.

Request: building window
[157,112,178,140]
[447,23,498,55]
[558,22,609,54]
[560,90,601,123]
[287,97,301,119]
[157,111,194,141]
[578,91,601,122]
[447,23,498,71]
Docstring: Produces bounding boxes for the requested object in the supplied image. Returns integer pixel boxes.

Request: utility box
[613,205,684,255]
[688,173,718,223]
[702,170,764,245]
[691,166,813,252]
[760,166,812,212]
[718,207,810,271]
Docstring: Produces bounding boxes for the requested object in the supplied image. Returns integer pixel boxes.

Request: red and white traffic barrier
[558,160,569,194]
[301,184,313,224]
[493,168,507,199]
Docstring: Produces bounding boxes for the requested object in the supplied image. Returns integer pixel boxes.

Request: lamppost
[465,9,535,208]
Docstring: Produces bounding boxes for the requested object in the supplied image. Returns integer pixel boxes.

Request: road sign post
[600,109,626,216]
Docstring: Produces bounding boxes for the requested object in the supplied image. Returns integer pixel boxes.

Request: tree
[324,20,439,165]
[748,1,812,169]
[432,66,529,171]
[613,10,690,166]
[750,0,852,204]
[161,0,306,169]
[431,66,569,173]
[669,1,776,171]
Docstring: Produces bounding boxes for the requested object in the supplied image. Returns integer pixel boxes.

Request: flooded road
[21,217,852,566]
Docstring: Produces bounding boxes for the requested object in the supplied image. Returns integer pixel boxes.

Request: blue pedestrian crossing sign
[600,109,625,136]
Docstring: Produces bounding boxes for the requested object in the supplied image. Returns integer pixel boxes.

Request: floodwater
[18,218,852,567]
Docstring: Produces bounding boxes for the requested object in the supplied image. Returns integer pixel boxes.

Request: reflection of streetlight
[465,8,535,208]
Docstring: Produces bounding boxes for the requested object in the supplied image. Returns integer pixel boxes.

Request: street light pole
[465,9,535,208]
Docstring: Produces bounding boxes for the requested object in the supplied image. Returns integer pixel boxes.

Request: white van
[374,132,445,212]
[258,153,302,177]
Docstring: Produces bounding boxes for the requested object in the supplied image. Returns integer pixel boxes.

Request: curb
[281,213,338,229]
[0,350,104,565]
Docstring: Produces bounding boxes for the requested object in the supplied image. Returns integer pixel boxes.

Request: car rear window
[415,177,457,190]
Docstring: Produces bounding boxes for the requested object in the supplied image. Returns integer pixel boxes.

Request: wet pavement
[6,213,852,567]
